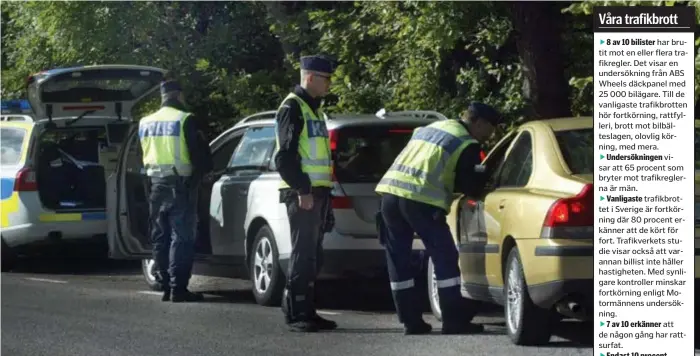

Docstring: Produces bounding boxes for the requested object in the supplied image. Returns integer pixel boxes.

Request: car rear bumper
[279,249,428,280]
[528,279,593,318]
[2,219,107,249]
[516,239,593,284]
[321,230,425,251]
[515,239,593,313]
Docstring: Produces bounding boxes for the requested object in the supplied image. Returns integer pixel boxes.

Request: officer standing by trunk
[375,102,501,335]
[274,55,338,332]
[139,80,213,303]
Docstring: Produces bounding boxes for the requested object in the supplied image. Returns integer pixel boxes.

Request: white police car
[1,65,166,270]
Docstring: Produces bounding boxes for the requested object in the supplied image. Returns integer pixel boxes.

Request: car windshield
[333,124,423,183]
[0,127,27,166]
[554,128,594,175]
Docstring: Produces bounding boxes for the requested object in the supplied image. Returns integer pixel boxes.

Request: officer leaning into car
[138,79,213,303]
[375,102,501,335]
[274,55,338,333]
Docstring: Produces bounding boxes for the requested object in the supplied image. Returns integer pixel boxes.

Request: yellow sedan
[432,117,594,345]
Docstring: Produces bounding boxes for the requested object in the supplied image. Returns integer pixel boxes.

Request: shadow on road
[6,243,140,276]
[199,289,257,304]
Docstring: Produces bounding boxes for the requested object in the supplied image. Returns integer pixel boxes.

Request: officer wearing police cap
[375,102,501,335]
[274,54,338,332]
[139,79,212,303]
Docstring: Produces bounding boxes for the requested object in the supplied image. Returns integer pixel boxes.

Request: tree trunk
[509,1,572,119]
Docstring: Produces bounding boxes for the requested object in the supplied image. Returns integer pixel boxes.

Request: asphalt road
[2,253,594,356]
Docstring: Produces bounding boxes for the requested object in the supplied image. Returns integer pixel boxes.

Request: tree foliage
[1,1,698,141]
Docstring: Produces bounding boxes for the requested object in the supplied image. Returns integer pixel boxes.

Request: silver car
[108,109,448,306]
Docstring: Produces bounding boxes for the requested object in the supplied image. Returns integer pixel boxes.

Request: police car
[1,65,166,270]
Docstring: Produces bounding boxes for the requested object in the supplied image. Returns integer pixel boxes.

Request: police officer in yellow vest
[375,102,501,335]
[139,80,213,303]
[274,55,338,332]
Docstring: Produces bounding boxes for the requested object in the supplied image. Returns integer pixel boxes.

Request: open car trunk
[25,65,165,213]
[36,123,129,211]
[330,122,428,236]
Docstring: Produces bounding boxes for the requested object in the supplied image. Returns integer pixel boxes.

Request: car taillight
[331,196,352,209]
[14,167,37,191]
[329,129,337,178]
[327,129,352,210]
[542,184,594,228]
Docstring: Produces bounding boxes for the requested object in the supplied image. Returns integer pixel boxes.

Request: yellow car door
[457,130,519,292]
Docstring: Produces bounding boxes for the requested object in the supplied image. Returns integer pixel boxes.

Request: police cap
[160,80,182,96]
[467,102,502,126]
[300,55,337,75]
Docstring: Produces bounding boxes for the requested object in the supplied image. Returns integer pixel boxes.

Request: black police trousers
[148,176,198,292]
[379,193,475,328]
[281,194,329,322]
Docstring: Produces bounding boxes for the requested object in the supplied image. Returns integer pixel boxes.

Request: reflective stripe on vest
[275,93,332,189]
[138,106,193,177]
[375,120,477,213]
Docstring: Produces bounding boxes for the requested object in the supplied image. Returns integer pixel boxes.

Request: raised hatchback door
[26,65,166,120]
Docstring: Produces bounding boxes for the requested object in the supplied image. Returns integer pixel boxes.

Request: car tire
[250,225,285,306]
[504,247,552,345]
[141,258,164,292]
[427,257,442,321]
[1,239,16,272]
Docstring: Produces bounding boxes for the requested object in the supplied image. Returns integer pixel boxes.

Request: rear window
[555,128,594,175]
[333,125,423,183]
[1,127,27,166]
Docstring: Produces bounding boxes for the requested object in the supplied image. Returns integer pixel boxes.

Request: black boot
[161,288,171,302]
[283,288,319,332]
[310,313,337,330]
[439,287,483,335]
[288,320,320,333]
[393,288,432,335]
[171,289,204,303]
[307,287,337,330]
[405,320,433,335]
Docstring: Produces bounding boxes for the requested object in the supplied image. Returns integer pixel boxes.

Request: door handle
[498,200,506,210]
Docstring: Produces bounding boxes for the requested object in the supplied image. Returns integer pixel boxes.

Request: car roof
[520,116,593,132]
[229,111,439,131]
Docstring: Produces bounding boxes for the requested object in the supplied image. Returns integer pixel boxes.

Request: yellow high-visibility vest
[274,93,332,189]
[375,119,477,213]
[139,106,193,177]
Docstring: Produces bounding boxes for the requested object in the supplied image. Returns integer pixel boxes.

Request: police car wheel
[141,258,163,291]
[504,247,552,345]
[426,257,442,321]
[249,225,285,307]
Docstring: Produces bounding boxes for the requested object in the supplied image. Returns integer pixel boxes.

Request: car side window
[212,133,244,172]
[480,132,516,192]
[497,131,533,188]
[229,126,276,169]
